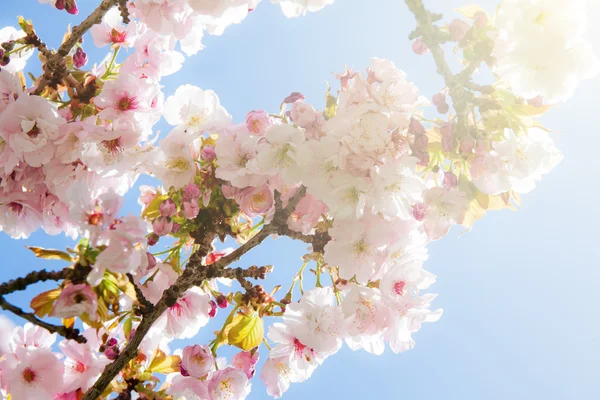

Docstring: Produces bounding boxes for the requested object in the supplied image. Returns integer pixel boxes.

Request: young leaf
[30,288,62,318]
[226,313,264,351]
[26,247,73,262]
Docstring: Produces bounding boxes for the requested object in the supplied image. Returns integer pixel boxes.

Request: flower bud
[1,41,15,51]
[459,137,475,154]
[181,345,215,379]
[449,19,470,41]
[283,92,305,104]
[473,11,489,28]
[105,346,119,360]
[437,102,450,114]
[413,203,426,221]
[246,110,272,136]
[0,56,9,67]
[181,200,200,219]
[172,223,181,234]
[55,0,65,10]
[442,135,457,153]
[527,96,544,108]
[413,133,429,151]
[183,183,201,201]
[201,145,216,162]
[412,39,429,55]
[216,294,228,309]
[152,216,173,237]
[147,233,159,246]
[443,172,458,189]
[65,0,79,14]
[73,47,87,68]
[432,92,446,106]
[159,198,177,217]
[409,118,426,135]
[208,300,217,318]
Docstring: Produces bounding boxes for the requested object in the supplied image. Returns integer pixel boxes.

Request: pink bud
[437,102,450,114]
[474,11,489,28]
[432,93,446,106]
[232,351,259,379]
[172,223,181,234]
[105,340,119,360]
[409,118,426,135]
[449,19,470,41]
[413,203,426,221]
[417,151,430,167]
[440,122,454,138]
[216,294,228,309]
[55,0,65,10]
[181,200,200,219]
[442,135,457,153]
[147,233,159,246]
[152,216,173,237]
[209,300,217,318]
[527,96,544,108]
[159,198,177,217]
[65,0,78,14]
[459,137,475,154]
[181,345,215,379]
[180,364,190,377]
[412,39,429,55]
[183,183,201,201]
[283,92,305,104]
[73,47,87,68]
[414,133,429,151]
[443,172,458,189]
[246,110,272,136]
[201,145,216,162]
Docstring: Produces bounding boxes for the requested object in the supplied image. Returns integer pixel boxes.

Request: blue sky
[1,0,600,399]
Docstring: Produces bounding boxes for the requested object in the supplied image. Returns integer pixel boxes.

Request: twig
[33,0,118,95]
[0,296,86,343]
[126,273,153,315]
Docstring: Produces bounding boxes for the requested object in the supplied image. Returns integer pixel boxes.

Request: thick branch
[0,296,86,343]
[83,188,307,399]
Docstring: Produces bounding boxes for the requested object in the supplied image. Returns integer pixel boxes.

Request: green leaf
[26,247,73,262]
[148,350,181,374]
[227,313,264,351]
[123,317,132,340]
[30,288,62,318]
[142,194,169,220]
[323,83,338,120]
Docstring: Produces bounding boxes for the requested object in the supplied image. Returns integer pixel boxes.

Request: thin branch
[126,273,153,315]
[32,0,118,95]
[0,296,86,343]
[405,0,481,125]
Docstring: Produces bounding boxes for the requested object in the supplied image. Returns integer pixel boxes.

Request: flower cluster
[0,0,596,399]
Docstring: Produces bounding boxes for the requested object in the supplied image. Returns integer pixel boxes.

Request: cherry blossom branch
[83,188,307,400]
[0,296,86,343]
[33,0,118,95]
[0,263,91,296]
[405,0,480,119]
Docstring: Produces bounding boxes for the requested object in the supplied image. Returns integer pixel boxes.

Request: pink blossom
[183,183,202,200]
[232,351,259,378]
[287,193,326,234]
[0,69,22,114]
[236,184,274,217]
[156,288,212,339]
[449,19,470,41]
[153,216,173,236]
[0,347,64,399]
[180,345,215,379]
[59,340,109,392]
[159,198,177,217]
[94,74,160,122]
[51,284,98,320]
[201,145,217,162]
[181,200,200,219]
[246,110,272,136]
[412,39,429,55]
[90,7,137,48]
[208,367,251,400]
[9,323,56,351]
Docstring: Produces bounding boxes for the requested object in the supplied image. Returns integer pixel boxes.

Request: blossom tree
[0,0,597,398]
